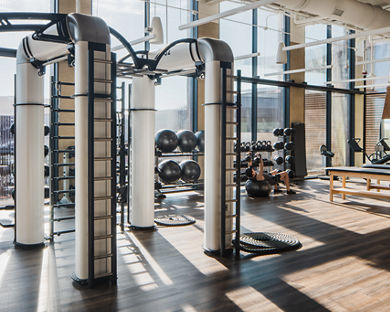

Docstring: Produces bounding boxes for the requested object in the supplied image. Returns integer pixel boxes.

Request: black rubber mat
[154,214,196,226]
[239,232,301,254]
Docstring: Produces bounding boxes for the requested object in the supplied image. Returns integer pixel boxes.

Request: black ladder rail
[117,82,126,231]
[235,70,242,259]
[87,44,117,287]
[49,75,76,242]
[220,67,242,257]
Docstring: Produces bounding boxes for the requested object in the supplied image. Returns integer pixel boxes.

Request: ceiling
[356,0,390,6]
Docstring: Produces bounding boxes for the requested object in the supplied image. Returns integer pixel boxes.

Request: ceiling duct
[274,0,390,30]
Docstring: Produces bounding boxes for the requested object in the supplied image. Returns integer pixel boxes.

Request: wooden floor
[0,179,390,312]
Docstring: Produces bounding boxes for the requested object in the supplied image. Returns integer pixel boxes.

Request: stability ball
[177,130,197,152]
[195,130,205,152]
[245,179,271,197]
[180,160,201,182]
[155,129,178,153]
[158,160,181,184]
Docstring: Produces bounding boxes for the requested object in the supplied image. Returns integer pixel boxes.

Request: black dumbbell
[284,142,294,151]
[266,141,273,152]
[273,142,284,150]
[284,128,293,136]
[10,124,15,135]
[273,156,284,165]
[286,169,294,178]
[44,145,49,157]
[273,128,283,137]
[285,155,294,164]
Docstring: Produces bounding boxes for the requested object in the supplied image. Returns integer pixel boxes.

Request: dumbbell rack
[49,77,76,241]
[154,150,204,197]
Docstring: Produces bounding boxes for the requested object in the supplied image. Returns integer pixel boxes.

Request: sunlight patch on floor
[157,225,229,276]
[283,256,390,311]
[225,286,282,312]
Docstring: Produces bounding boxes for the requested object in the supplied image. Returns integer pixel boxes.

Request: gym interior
[0,0,390,311]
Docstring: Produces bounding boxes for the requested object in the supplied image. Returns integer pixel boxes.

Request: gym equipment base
[14,241,45,249]
[239,232,301,255]
[129,225,156,231]
[204,248,233,257]
[154,214,195,226]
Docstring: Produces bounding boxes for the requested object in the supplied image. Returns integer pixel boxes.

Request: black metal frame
[348,32,356,166]
[87,43,117,286]
[326,25,332,168]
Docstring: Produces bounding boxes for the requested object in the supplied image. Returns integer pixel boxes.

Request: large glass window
[305,24,327,85]
[256,85,284,142]
[220,1,252,76]
[240,83,252,142]
[258,9,284,80]
[305,91,326,172]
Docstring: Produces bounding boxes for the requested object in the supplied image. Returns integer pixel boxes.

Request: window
[305,24,327,85]
[305,91,326,172]
[220,1,252,76]
[256,85,284,142]
[258,9,284,80]
[240,83,252,142]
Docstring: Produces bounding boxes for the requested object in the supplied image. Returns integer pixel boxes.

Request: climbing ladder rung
[226,106,238,109]
[225,184,237,187]
[226,122,238,125]
[52,163,75,167]
[94,234,113,240]
[53,136,75,140]
[94,215,113,221]
[94,157,113,161]
[94,118,112,122]
[94,177,113,181]
[53,122,75,126]
[52,203,75,208]
[53,109,75,112]
[94,137,113,142]
[226,215,237,218]
[227,90,239,94]
[94,78,113,83]
[52,190,75,194]
[53,216,75,222]
[94,59,112,64]
[94,196,114,201]
[53,176,75,180]
[226,137,238,140]
[226,153,236,156]
[94,253,113,260]
[226,199,238,203]
[226,168,236,171]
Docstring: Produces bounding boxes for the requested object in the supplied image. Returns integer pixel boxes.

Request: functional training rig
[1,11,247,286]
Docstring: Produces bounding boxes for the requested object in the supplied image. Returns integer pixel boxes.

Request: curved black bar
[109,26,142,68]
[151,38,197,70]
[0,12,66,20]
[0,47,16,58]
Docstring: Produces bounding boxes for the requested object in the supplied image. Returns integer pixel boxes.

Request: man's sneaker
[287,189,296,195]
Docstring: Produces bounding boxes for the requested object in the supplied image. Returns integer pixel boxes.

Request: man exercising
[246,153,296,194]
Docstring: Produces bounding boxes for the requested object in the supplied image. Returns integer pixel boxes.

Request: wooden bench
[327,167,390,202]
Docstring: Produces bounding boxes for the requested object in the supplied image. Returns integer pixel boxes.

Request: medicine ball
[180,160,201,182]
[245,179,271,197]
[155,129,178,153]
[44,145,49,157]
[177,130,197,152]
[195,130,205,152]
[44,125,50,136]
[158,160,181,184]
